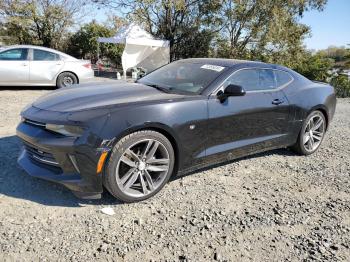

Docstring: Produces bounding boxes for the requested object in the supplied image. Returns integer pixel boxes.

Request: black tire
[104,130,175,202]
[56,72,78,88]
[291,110,326,155]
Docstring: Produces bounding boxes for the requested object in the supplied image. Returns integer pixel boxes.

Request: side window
[259,69,276,90]
[275,70,293,87]
[0,48,28,61]
[33,49,59,61]
[224,69,260,91]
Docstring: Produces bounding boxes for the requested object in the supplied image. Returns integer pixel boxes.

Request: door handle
[272,99,284,105]
[21,63,28,67]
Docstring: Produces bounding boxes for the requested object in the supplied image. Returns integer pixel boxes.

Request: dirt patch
[0,89,349,261]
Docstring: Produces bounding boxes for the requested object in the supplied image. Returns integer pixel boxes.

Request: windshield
[137,61,227,94]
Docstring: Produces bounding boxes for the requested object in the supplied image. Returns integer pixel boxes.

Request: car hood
[33,82,185,112]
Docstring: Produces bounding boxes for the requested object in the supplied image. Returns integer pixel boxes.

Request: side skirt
[176,143,291,177]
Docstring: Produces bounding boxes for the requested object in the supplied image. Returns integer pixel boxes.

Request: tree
[93,0,327,63]
[0,0,89,49]
[67,21,123,65]
[216,0,326,66]
[92,0,222,60]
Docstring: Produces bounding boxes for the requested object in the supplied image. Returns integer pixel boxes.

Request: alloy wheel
[116,139,170,197]
[302,114,325,152]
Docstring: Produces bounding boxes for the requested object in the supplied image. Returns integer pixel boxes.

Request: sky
[300,0,350,50]
[90,0,350,51]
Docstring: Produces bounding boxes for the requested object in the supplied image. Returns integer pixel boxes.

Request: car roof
[1,45,77,60]
[178,58,285,70]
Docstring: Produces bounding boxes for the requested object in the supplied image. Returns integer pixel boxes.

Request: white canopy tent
[97,23,170,78]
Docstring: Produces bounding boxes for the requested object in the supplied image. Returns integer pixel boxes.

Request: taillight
[83,63,91,69]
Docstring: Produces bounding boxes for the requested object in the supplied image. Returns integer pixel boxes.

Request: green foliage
[292,50,350,98]
[344,60,350,69]
[293,53,335,82]
[330,75,350,98]
[66,22,123,65]
[0,0,87,48]
[292,47,350,98]
[216,0,316,64]
[318,46,350,62]
[0,0,37,45]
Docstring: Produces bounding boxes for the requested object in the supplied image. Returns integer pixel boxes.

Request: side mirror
[217,84,246,101]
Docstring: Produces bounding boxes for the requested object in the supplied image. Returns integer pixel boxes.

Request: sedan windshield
[137,61,227,94]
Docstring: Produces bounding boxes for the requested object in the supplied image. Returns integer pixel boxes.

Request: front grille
[24,142,59,166]
[24,118,46,128]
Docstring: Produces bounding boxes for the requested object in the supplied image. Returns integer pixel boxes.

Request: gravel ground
[0,88,349,261]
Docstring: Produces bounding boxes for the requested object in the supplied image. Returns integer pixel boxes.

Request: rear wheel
[291,110,326,155]
[104,130,175,202]
[56,72,78,88]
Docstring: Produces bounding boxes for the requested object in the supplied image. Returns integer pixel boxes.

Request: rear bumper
[16,121,105,199]
[78,69,95,83]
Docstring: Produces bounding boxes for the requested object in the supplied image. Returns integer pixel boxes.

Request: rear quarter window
[33,49,60,61]
[275,70,293,87]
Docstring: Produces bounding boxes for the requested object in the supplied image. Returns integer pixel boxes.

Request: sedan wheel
[56,72,78,88]
[291,110,326,155]
[104,131,175,202]
[63,76,74,86]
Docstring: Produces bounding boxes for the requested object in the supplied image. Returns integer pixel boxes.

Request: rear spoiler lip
[311,80,329,85]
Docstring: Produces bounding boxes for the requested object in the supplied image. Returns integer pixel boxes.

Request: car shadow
[0,135,298,207]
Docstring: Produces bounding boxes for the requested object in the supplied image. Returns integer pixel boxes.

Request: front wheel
[104,130,175,202]
[291,110,326,155]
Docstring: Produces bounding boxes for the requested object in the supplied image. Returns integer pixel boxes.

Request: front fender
[99,98,208,172]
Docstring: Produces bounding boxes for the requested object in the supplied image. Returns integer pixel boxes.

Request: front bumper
[16,120,107,199]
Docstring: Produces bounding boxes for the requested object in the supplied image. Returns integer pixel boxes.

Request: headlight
[45,124,85,137]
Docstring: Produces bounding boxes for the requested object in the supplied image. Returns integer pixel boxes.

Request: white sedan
[0,45,94,88]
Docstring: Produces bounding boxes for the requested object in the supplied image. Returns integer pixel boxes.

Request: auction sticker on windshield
[200,64,225,72]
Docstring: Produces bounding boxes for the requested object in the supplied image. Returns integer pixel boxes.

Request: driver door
[206,68,290,160]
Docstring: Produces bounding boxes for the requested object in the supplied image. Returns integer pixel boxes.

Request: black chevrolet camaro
[16,58,336,202]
